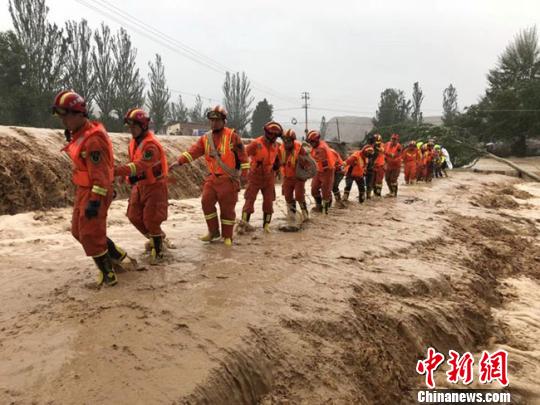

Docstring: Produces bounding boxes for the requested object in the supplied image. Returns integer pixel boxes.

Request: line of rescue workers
[51,90,451,287]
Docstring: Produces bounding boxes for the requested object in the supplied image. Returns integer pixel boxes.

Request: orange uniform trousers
[127,180,168,237]
[311,169,335,201]
[202,174,239,239]
[243,173,276,215]
[282,176,306,204]
[71,186,112,257]
[404,161,417,183]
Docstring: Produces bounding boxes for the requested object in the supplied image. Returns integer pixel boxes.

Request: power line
[75,0,299,104]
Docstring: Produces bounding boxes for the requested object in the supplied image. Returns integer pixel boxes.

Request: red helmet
[124,108,150,129]
[52,90,87,115]
[263,121,283,135]
[391,133,399,141]
[283,129,296,141]
[206,105,228,120]
[306,130,321,144]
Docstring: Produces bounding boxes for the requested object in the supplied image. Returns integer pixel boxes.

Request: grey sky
[1,0,538,131]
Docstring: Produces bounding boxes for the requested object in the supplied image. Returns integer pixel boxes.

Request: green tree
[223,71,254,134]
[320,115,327,137]
[189,94,205,122]
[9,0,68,126]
[250,98,273,137]
[146,53,170,134]
[92,23,116,128]
[112,28,145,131]
[168,94,189,123]
[442,84,459,126]
[64,19,95,113]
[411,82,424,125]
[373,88,411,129]
[458,26,540,155]
[0,31,34,124]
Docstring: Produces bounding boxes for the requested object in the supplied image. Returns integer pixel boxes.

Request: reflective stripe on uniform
[182,151,193,162]
[221,219,235,226]
[128,162,137,176]
[240,162,250,170]
[205,212,218,220]
[91,185,108,196]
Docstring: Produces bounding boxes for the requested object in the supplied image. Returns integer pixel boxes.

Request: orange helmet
[363,145,374,155]
[391,133,399,141]
[374,134,383,143]
[306,130,321,144]
[124,108,150,129]
[263,121,283,135]
[52,90,87,115]
[206,105,228,120]
[283,129,296,141]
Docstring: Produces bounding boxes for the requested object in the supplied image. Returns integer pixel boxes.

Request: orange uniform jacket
[279,141,306,178]
[310,140,336,172]
[178,128,249,175]
[345,150,369,177]
[331,149,345,173]
[403,146,420,163]
[114,131,168,182]
[373,143,385,167]
[246,136,279,176]
[384,142,403,169]
[63,120,114,198]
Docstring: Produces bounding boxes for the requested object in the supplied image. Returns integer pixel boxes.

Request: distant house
[166,121,210,136]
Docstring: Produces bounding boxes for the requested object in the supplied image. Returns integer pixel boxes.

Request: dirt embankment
[1,167,539,404]
[0,125,207,215]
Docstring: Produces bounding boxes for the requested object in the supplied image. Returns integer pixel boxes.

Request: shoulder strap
[205,130,240,180]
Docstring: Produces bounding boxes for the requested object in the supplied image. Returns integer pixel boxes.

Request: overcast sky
[1,0,538,130]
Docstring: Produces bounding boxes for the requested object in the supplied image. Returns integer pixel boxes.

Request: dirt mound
[0,126,207,215]
[500,186,534,200]
[471,193,520,209]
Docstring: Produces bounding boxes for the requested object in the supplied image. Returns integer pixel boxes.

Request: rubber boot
[322,199,330,215]
[299,202,309,222]
[334,192,345,208]
[149,235,163,265]
[342,190,350,202]
[223,238,233,247]
[393,184,398,197]
[263,214,272,233]
[359,190,365,203]
[366,188,373,200]
[374,186,382,197]
[312,196,323,213]
[287,202,297,222]
[200,230,221,242]
[238,212,255,233]
[93,253,118,287]
[107,238,127,266]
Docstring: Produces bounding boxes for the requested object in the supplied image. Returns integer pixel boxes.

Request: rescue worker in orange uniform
[279,129,309,220]
[384,133,403,197]
[362,136,376,199]
[424,141,435,182]
[403,140,420,184]
[343,145,374,203]
[370,134,386,197]
[417,143,426,182]
[170,106,249,247]
[307,130,335,214]
[113,108,168,264]
[331,148,346,208]
[53,90,126,286]
[241,121,282,232]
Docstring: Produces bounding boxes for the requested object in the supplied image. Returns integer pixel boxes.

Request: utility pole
[336,118,341,143]
[301,92,310,138]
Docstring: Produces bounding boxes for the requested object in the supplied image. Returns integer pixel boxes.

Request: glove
[85,200,101,219]
[64,129,71,142]
[128,175,142,185]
